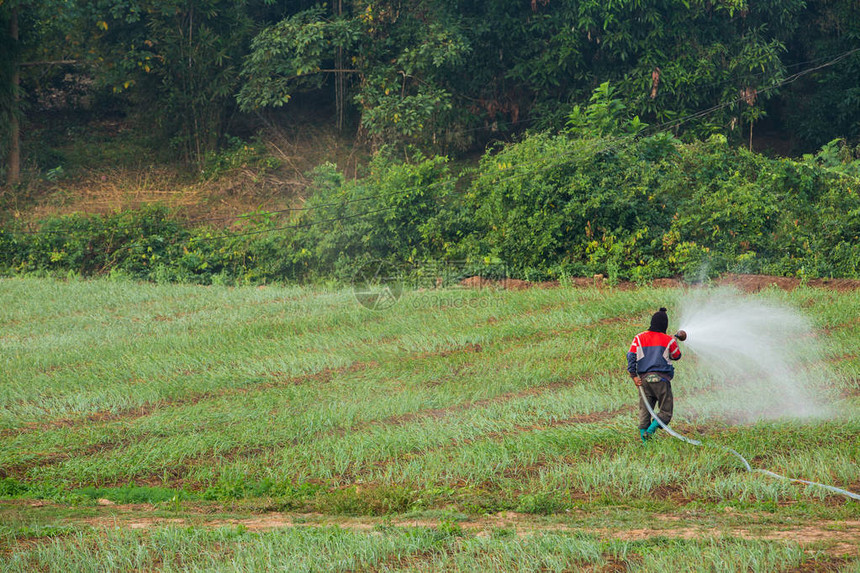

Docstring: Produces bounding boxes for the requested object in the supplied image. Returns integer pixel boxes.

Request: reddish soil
[4,499,856,562]
[459,273,860,292]
[716,274,860,292]
[53,507,856,557]
[459,276,562,290]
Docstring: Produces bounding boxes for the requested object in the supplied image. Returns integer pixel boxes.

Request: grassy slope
[1,277,858,571]
[6,116,369,228]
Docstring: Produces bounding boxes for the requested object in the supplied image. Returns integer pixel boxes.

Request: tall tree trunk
[748,119,754,152]
[6,4,20,186]
[335,0,344,131]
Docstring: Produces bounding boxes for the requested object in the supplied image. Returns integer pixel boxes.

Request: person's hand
[633,376,642,387]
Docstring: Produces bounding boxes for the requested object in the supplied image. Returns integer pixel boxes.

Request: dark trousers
[638,373,674,430]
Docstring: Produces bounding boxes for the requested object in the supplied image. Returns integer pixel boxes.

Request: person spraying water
[626,307,685,442]
[628,293,860,501]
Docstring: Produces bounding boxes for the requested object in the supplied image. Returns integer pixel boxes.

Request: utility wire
[646,47,860,135]
[2,134,615,241]
[2,135,620,270]
[191,206,398,242]
[5,46,858,243]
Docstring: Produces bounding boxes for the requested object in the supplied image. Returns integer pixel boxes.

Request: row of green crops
[2,524,834,573]
[2,131,860,284]
[2,278,858,513]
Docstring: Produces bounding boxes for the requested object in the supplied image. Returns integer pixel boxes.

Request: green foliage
[516,491,568,515]
[435,519,464,538]
[466,130,678,279]
[0,205,191,278]
[782,2,860,149]
[804,139,860,178]
[238,6,362,110]
[566,82,647,137]
[3,83,860,283]
[76,484,196,504]
[353,20,467,146]
[4,125,860,283]
[465,91,860,280]
[0,478,87,505]
[6,0,860,176]
[0,477,29,497]
[285,150,461,280]
[1,149,469,283]
[200,135,280,181]
[79,0,257,163]
[239,2,469,149]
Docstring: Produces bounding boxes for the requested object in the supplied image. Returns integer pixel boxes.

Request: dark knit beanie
[649,307,669,333]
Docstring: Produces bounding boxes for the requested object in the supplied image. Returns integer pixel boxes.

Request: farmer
[626,307,683,442]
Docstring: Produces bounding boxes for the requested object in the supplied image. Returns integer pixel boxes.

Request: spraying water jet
[636,288,859,501]
[677,290,831,423]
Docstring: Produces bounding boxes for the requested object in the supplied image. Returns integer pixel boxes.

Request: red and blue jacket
[627,330,681,378]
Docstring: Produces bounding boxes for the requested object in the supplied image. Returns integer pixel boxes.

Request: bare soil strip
[460,274,860,293]
[10,504,847,557]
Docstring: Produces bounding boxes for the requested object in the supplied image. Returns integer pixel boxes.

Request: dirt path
[47,505,856,556]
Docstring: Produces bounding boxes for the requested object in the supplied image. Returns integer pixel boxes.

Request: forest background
[1,0,859,283]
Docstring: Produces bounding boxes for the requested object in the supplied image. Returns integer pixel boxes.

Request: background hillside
[1,0,860,282]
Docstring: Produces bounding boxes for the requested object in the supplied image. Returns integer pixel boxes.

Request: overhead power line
[4,45,859,246]
[649,47,860,134]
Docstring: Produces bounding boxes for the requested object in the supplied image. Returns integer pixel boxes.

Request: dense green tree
[80,0,266,164]
[457,0,802,141]
[782,0,860,149]
[238,1,470,150]
[237,0,816,151]
[4,0,860,174]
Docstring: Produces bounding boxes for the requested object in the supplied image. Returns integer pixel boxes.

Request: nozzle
[674,329,687,341]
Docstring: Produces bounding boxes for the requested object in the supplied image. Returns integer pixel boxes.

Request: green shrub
[2,133,859,284]
[465,130,860,280]
[516,491,568,515]
[0,477,30,497]
[200,135,280,181]
[0,205,189,278]
[286,150,463,280]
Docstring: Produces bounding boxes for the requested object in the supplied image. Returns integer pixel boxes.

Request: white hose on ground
[637,384,860,501]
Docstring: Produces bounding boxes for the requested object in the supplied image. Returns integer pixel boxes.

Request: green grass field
[1,277,858,572]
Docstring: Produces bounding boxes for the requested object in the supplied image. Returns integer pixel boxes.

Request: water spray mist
[643,288,859,501]
[676,290,831,423]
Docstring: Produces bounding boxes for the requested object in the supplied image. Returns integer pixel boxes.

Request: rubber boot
[646,419,663,436]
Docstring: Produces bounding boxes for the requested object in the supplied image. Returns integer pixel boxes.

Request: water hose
[637,384,860,501]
